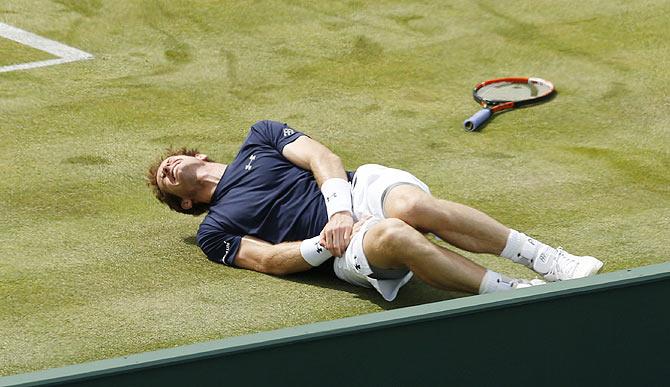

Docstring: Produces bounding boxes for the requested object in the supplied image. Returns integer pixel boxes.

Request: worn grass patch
[1,0,669,377]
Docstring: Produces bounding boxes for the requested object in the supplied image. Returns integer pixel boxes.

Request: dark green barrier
[2,263,669,387]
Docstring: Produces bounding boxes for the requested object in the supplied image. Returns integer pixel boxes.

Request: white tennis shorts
[333,164,430,301]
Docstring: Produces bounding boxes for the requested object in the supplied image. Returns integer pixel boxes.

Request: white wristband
[321,178,352,219]
[300,236,333,266]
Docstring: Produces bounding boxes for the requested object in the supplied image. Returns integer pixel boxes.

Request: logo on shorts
[283,128,295,137]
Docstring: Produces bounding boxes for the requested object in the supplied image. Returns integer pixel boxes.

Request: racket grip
[463,108,492,131]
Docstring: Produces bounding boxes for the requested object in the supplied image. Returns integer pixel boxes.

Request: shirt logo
[283,128,295,137]
[221,241,231,260]
[244,154,256,171]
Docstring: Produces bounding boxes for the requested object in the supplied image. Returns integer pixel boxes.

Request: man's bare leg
[383,185,603,282]
[384,185,509,254]
[362,218,489,294]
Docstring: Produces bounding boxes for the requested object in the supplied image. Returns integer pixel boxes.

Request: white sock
[478,270,517,294]
[500,229,556,274]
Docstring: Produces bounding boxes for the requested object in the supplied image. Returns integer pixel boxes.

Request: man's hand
[320,212,354,257]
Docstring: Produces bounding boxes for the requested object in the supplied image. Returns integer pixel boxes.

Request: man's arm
[282,136,354,257]
[234,236,313,276]
[282,136,348,184]
[234,216,370,276]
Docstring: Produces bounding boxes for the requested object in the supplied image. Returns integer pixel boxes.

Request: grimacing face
[155,154,207,207]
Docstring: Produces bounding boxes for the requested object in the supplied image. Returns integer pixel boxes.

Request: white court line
[0,22,93,73]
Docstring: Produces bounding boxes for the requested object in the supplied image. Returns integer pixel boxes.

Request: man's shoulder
[196,213,221,237]
[248,120,299,139]
[195,213,229,248]
[247,120,278,135]
[196,214,212,235]
[250,119,284,129]
[196,205,242,237]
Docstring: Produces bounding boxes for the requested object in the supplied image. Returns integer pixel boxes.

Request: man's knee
[384,186,433,227]
[365,218,421,260]
[364,217,434,271]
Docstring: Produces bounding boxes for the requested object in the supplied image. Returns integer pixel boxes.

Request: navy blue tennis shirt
[196,120,353,266]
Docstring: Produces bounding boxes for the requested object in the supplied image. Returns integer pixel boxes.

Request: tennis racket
[463,77,555,132]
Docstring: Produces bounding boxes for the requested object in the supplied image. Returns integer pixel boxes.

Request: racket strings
[477,82,550,102]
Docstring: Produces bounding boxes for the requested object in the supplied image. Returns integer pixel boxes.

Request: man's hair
[146,147,213,216]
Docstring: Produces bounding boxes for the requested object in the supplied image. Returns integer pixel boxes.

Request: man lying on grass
[146,120,603,301]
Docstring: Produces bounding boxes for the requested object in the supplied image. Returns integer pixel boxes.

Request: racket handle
[463,108,492,131]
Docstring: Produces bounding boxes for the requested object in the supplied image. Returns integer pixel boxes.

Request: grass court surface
[1,0,669,376]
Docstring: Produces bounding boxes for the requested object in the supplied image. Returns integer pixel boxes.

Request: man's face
[155,154,206,202]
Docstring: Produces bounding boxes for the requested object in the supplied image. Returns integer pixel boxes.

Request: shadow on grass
[183,235,197,245]
[183,235,468,310]
[282,258,468,310]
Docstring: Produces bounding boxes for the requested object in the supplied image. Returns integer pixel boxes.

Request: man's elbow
[312,152,343,172]
[326,153,343,166]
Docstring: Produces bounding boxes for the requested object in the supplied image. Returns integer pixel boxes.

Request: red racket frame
[472,77,555,112]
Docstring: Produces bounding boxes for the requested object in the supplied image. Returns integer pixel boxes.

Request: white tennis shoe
[533,246,603,282]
